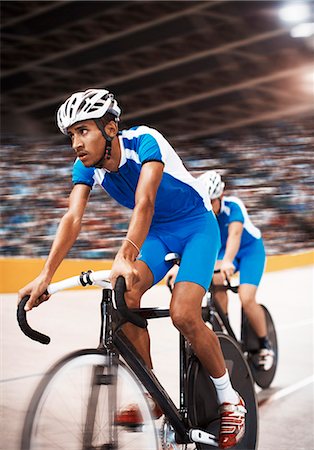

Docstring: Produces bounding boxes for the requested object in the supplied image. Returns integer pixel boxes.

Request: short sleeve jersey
[217,196,261,249]
[72,125,211,224]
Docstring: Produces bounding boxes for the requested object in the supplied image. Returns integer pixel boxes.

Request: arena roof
[1,0,313,141]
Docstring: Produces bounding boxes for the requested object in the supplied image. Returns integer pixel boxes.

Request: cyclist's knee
[170,282,205,336]
[239,285,257,307]
[170,304,199,337]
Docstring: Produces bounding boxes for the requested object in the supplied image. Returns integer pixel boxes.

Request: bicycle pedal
[189,429,218,446]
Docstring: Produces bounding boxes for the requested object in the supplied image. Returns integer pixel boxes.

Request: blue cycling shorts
[218,238,266,286]
[138,211,221,291]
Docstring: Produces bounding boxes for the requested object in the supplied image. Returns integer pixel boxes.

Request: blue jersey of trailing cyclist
[217,196,265,286]
[72,125,211,224]
[217,196,262,249]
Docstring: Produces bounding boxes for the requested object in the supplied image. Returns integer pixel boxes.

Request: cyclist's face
[68,120,106,167]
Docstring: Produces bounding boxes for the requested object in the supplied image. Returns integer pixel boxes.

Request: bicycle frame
[99,287,188,443]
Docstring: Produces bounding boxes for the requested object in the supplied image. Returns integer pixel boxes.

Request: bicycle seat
[164,253,181,265]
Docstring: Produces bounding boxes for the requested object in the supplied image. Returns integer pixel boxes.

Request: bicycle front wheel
[21,349,158,450]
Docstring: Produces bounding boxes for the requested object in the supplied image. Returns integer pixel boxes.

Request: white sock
[210,369,239,405]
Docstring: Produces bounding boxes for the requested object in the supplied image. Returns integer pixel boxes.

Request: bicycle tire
[187,333,258,450]
[21,348,158,450]
[242,305,278,389]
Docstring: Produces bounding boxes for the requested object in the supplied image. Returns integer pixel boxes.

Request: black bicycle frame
[99,287,190,444]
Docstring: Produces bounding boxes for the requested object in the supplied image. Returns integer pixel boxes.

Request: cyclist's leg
[172,285,246,449]
[238,240,275,370]
[170,212,246,448]
[238,239,267,338]
[170,213,230,379]
[172,281,226,377]
[170,212,225,377]
[238,283,267,337]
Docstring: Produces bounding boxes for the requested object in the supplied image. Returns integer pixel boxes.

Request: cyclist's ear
[104,120,118,139]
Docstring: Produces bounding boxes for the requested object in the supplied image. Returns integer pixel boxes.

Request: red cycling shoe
[115,394,163,427]
[218,395,247,449]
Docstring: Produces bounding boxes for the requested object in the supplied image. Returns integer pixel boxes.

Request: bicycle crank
[160,418,189,450]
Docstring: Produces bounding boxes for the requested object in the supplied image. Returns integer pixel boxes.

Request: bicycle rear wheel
[21,349,158,450]
[242,305,278,389]
[187,333,258,450]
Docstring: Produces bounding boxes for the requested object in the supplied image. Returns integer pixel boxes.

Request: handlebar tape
[114,276,148,329]
[166,276,173,293]
[213,269,238,293]
[17,296,50,345]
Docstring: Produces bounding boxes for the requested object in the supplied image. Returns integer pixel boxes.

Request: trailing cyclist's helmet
[57,88,121,135]
[198,170,225,199]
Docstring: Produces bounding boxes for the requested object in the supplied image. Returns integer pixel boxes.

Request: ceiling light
[302,70,314,94]
[279,3,312,23]
[290,22,314,37]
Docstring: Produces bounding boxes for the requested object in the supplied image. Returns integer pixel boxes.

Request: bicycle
[17,264,258,450]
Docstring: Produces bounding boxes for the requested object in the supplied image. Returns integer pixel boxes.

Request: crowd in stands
[1,116,313,260]
[183,116,313,255]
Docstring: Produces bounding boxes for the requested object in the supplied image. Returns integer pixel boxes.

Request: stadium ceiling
[1,0,313,142]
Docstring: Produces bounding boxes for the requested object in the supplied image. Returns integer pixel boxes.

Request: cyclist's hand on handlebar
[110,255,139,291]
[165,265,179,291]
[220,260,235,283]
[18,275,51,311]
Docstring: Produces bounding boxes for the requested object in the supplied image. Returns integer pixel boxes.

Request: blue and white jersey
[72,125,211,224]
[217,196,262,249]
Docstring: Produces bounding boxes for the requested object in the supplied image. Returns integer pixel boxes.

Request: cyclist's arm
[110,161,164,289]
[18,184,91,309]
[221,221,243,279]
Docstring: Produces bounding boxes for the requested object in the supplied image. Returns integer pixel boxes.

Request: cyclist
[18,89,246,448]
[200,170,274,370]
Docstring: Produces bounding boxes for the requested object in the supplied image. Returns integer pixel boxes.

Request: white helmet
[57,88,121,134]
[198,170,225,199]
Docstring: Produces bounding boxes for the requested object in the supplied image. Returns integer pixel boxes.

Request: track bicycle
[17,264,258,450]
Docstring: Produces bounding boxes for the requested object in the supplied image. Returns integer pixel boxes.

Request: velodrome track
[1,264,313,450]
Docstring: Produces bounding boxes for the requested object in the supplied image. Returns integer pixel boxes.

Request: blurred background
[1,0,313,260]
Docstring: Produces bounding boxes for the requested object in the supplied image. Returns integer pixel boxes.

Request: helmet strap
[218,198,222,214]
[94,119,114,167]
